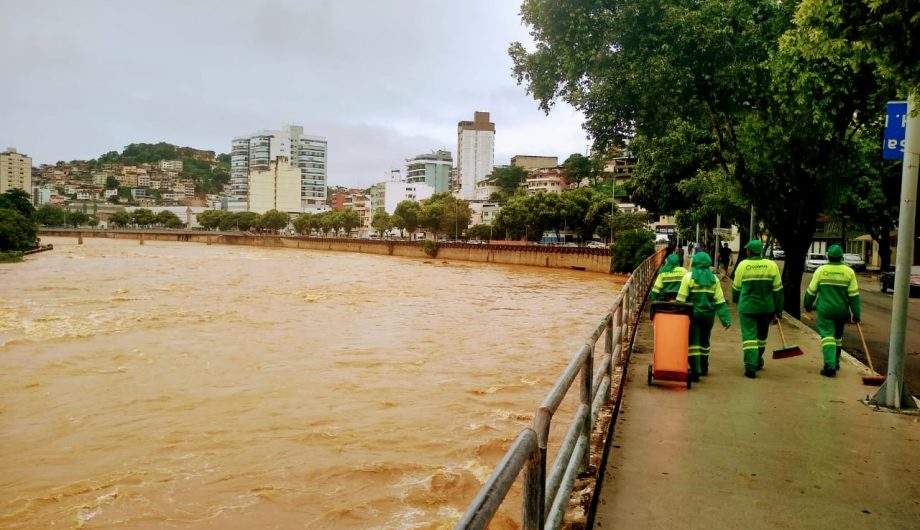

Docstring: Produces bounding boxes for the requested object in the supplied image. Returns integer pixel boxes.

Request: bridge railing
[455,247,665,530]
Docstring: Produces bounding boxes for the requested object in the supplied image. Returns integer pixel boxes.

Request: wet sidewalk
[593,282,920,529]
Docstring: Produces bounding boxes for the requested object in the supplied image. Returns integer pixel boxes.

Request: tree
[218,211,239,231]
[196,210,225,230]
[0,189,35,219]
[420,193,471,240]
[66,211,90,228]
[611,229,656,273]
[293,213,314,235]
[339,208,362,236]
[607,211,650,241]
[109,211,132,228]
[131,208,156,227]
[371,208,391,237]
[485,165,529,195]
[0,208,37,251]
[393,200,421,236]
[561,153,601,186]
[34,205,67,226]
[509,0,897,316]
[260,209,289,232]
[155,210,181,227]
[465,224,494,241]
[105,176,119,189]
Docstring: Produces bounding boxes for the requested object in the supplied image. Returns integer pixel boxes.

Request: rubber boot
[744,369,756,379]
[820,365,837,378]
[700,355,709,376]
[689,356,701,382]
[836,348,841,370]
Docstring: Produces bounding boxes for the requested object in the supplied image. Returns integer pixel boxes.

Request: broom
[772,317,804,359]
[856,322,885,386]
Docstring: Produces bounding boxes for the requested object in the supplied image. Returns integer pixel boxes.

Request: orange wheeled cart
[647,301,694,389]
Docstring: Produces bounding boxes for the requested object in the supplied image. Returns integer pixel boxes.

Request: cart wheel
[647,365,653,386]
[686,375,692,389]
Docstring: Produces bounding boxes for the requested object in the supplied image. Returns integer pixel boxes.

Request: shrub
[610,229,655,273]
[0,208,38,251]
[420,240,439,258]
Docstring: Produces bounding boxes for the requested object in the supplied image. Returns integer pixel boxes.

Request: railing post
[604,313,614,400]
[526,409,550,530]
[580,343,593,472]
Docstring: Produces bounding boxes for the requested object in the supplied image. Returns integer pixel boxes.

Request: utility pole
[610,177,616,243]
[749,205,755,241]
[874,96,919,409]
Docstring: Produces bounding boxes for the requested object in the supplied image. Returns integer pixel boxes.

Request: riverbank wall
[39,229,615,273]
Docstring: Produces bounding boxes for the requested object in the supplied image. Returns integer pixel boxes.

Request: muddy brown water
[0,237,623,529]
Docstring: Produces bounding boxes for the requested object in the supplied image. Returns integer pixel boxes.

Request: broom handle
[776,317,789,348]
[856,322,878,374]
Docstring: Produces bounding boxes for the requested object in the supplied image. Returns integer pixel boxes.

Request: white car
[805,253,829,272]
[843,253,866,272]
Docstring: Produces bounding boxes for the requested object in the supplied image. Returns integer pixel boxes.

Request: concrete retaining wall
[39,229,613,273]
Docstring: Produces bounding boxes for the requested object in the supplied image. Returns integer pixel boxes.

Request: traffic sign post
[873,96,919,409]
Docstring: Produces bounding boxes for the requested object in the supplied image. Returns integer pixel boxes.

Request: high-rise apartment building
[406,149,452,193]
[248,157,302,215]
[0,148,32,194]
[230,125,327,212]
[456,111,495,199]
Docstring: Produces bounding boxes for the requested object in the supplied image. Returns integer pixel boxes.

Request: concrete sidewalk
[593,289,920,528]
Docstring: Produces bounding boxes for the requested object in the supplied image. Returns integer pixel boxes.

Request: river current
[0,237,621,529]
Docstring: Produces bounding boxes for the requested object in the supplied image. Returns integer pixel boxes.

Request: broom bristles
[772,346,804,359]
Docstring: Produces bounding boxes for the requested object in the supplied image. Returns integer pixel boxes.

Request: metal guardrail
[455,248,665,530]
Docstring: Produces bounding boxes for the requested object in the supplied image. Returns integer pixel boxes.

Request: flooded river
[0,237,622,529]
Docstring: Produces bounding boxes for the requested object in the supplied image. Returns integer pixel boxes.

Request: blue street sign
[883,101,908,160]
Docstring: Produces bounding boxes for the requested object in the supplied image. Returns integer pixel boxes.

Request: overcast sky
[0,0,589,187]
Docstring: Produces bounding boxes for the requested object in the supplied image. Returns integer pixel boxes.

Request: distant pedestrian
[803,244,861,377]
[732,240,784,379]
[718,243,731,273]
[676,252,732,379]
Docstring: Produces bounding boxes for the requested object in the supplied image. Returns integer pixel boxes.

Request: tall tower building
[230,125,327,212]
[456,111,495,200]
[0,148,32,194]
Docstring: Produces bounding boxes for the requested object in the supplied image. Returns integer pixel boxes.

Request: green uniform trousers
[816,315,845,369]
[688,315,714,376]
[739,313,772,371]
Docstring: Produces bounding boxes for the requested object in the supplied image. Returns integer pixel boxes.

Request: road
[799,272,920,393]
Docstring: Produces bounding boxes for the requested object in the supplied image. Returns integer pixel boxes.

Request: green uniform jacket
[804,263,861,320]
[650,266,688,301]
[732,257,784,314]
[676,273,732,326]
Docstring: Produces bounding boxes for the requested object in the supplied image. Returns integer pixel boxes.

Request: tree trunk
[781,235,811,319]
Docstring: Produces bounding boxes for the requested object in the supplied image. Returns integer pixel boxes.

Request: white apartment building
[383,169,433,214]
[159,159,184,172]
[231,125,327,212]
[248,157,302,215]
[0,148,32,193]
[526,167,569,194]
[456,111,495,200]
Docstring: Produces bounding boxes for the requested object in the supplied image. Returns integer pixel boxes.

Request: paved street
[800,272,920,394]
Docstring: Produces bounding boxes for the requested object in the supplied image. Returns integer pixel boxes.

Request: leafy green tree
[485,165,529,195]
[465,224,494,241]
[260,209,289,232]
[293,213,314,235]
[105,176,119,189]
[218,212,239,231]
[0,208,37,251]
[393,200,421,236]
[34,205,67,226]
[66,211,90,227]
[0,189,35,219]
[611,229,656,273]
[607,211,650,241]
[339,208,362,236]
[371,208,391,237]
[420,193,471,240]
[155,210,181,227]
[131,208,156,227]
[319,212,335,236]
[195,210,224,230]
[87,216,100,228]
[561,153,601,186]
[109,211,132,227]
[233,211,259,232]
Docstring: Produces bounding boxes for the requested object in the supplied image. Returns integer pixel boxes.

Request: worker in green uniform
[803,244,861,377]
[676,252,732,380]
[732,240,784,379]
[650,253,687,301]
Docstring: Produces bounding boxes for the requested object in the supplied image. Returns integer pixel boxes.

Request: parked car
[805,253,828,272]
[843,253,866,272]
[880,265,920,297]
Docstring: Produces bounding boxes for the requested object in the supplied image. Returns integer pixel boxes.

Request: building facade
[230,125,327,212]
[1,148,32,193]
[383,169,433,214]
[526,167,569,194]
[248,157,302,215]
[406,149,452,193]
[511,155,558,171]
[159,159,184,172]
[456,111,495,200]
